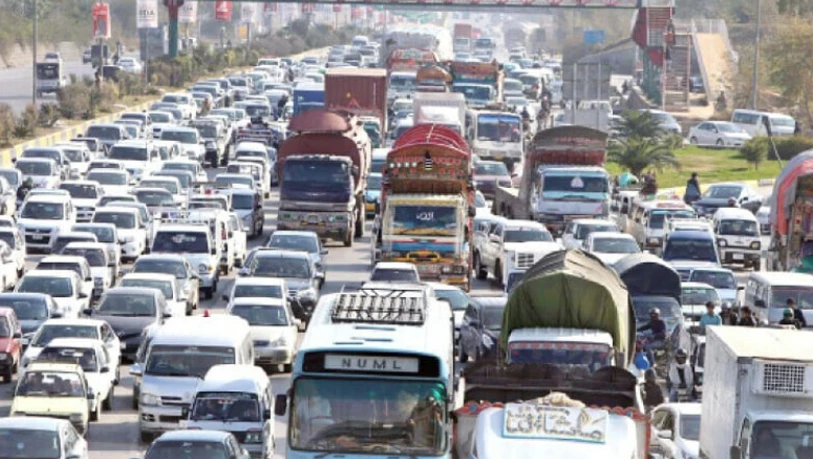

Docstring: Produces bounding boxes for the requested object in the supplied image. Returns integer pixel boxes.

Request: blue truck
[293,84,325,117]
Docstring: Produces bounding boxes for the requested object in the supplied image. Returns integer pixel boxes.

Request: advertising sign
[92,3,111,39]
[215,0,232,20]
[240,3,257,24]
[136,0,159,29]
[178,1,198,23]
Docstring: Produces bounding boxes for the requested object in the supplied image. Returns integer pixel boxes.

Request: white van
[182,364,275,459]
[627,200,696,252]
[130,316,253,443]
[150,222,220,300]
[712,207,761,269]
[745,272,813,326]
[731,109,796,137]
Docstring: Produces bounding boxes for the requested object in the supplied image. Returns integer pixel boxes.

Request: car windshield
[681,415,701,441]
[682,286,720,305]
[136,190,174,207]
[156,172,191,189]
[371,268,418,282]
[21,202,64,220]
[18,276,73,297]
[145,440,229,459]
[86,126,122,140]
[475,162,509,176]
[253,257,310,278]
[161,130,197,144]
[16,161,53,176]
[575,224,617,240]
[244,105,271,117]
[150,112,172,123]
[93,212,136,229]
[770,288,813,310]
[703,185,741,199]
[504,229,552,243]
[215,176,252,189]
[435,289,469,312]
[231,304,288,326]
[62,248,106,267]
[719,219,758,236]
[60,183,99,199]
[141,180,179,194]
[592,237,640,254]
[98,293,156,316]
[109,146,148,161]
[38,347,98,372]
[268,235,318,253]
[73,225,114,243]
[231,194,254,210]
[689,270,737,289]
[133,259,186,279]
[152,232,209,254]
[120,279,173,299]
[649,210,695,229]
[663,238,718,262]
[0,297,48,320]
[87,171,127,185]
[145,344,235,378]
[233,284,283,299]
[62,148,85,162]
[191,392,261,423]
[31,324,97,347]
[290,378,446,455]
[196,124,218,139]
[543,174,609,193]
[15,370,85,397]
[35,262,83,278]
[0,427,60,458]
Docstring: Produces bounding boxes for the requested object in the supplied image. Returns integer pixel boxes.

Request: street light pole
[750,0,762,110]
[32,0,38,105]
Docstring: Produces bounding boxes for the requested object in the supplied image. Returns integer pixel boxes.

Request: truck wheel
[495,261,504,286]
[344,229,353,247]
[459,346,469,363]
[355,209,365,238]
[474,253,487,280]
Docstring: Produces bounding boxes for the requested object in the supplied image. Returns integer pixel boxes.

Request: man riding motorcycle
[667,348,696,402]
[637,308,667,367]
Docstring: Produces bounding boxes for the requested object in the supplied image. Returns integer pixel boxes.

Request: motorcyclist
[779,308,802,329]
[667,348,695,402]
[17,177,33,202]
[737,306,759,327]
[638,308,667,366]
[521,106,530,122]
[720,302,739,325]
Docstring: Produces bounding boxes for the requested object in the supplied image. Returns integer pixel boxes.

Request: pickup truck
[473,218,561,286]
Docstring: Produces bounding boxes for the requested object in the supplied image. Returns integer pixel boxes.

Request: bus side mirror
[274,394,287,416]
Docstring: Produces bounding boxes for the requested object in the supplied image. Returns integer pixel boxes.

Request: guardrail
[690,20,714,99]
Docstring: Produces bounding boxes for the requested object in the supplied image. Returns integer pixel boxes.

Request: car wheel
[459,345,469,363]
[690,136,698,144]
[90,398,101,421]
[103,387,113,411]
[716,139,724,146]
[114,365,120,385]
[474,253,487,280]
[1,366,11,383]
[283,363,293,373]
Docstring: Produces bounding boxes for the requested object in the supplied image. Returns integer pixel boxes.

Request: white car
[91,207,147,262]
[19,318,122,379]
[17,194,76,253]
[35,338,116,417]
[160,127,204,162]
[369,262,420,283]
[227,212,248,267]
[0,417,89,459]
[54,142,93,178]
[15,158,61,190]
[107,140,161,181]
[650,403,701,459]
[60,242,115,299]
[756,202,771,235]
[161,159,207,183]
[58,180,103,223]
[119,272,188,318]
[85,169,132,196]
[223,277,289,310]
[35,255,94,300]
[560,219,620,250]
[160,93,197,120]
[583,232,641,266]
[0,227,26,279]
[16,270,89,319]
[680,281,721,322]
[227,297,300,372]
[118,57,143,73]
[138,176,186,206]
[0,240,18,290]
[687,121,752,148]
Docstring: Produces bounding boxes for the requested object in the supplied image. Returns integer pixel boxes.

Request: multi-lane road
[0,60,93,113]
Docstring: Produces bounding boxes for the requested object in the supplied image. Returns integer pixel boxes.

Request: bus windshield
[290,377,447,456]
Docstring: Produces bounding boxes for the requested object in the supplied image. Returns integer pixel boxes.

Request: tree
[617,110,665,140]
[608,137,679,178]
[765,17,813,123]
[739,138,768,170]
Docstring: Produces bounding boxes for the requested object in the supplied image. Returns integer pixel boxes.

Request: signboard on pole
[136,0,159,29]
[215,1,232,21]
[583,30,605,45]
[240,3,257,25]
[92,3,111,39]
[178,1,197,23]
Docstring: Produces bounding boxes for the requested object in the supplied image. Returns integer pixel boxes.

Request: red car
[0,307,21,383]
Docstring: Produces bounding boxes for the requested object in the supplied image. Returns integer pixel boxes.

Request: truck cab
[466,110,524,170]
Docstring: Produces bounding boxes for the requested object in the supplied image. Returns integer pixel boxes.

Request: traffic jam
[0,20,809,459]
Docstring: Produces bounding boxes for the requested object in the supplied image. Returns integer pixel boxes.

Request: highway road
[0,60,94,113]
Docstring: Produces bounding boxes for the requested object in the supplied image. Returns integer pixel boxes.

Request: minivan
[712,207,761,269]
[662,230,721,281]
[745,271,813,326]
[731,109,796,137]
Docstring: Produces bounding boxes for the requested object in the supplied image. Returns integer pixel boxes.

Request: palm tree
[608,137,679,177]
[617,110,665,140]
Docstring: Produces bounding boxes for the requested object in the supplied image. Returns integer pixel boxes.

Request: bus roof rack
[331,289,427,326]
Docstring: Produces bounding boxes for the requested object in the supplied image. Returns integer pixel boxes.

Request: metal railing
[690,20,713,97]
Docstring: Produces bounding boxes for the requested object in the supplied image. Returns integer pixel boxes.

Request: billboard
[215,1,232,20]
[136,0,159,29]
[92,3,111,39]
[240,3,257,25]
[178,1,198,23]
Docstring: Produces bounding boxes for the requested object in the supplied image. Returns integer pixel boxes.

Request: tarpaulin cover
[501,250,635,365]
[613,253,681,301]
[770,150,813,235]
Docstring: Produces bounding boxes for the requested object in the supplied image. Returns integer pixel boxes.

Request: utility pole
[32,0,38,105]
[750,0,762,110]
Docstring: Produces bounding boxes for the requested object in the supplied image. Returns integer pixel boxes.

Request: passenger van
[627,199,696,252]
[661,230,721,281]
[745,272,813,326]
[182,364,275,459]
[150,222,220,300]
[130,316,253,442]
[731,109,796,137]
[712,207,761,269]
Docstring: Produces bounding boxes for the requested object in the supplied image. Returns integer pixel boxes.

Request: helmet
[675,348,688,358]
[649,307,661,316]
[783,308,794,318]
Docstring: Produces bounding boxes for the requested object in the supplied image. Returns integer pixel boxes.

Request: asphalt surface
[0,60,94,113]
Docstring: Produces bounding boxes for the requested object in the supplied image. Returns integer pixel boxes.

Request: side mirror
[737,285,745,291]
[83,308,93,316]
[730,446,743,459]
[100,366,110,373]
[657,430,673,439]
[320,248,328,256]
[129,364,142,376]
[274,393,288,416]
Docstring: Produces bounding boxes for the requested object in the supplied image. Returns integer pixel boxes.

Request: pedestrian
[795,121,802,136]
[786,298,807,328]
[737,306,758,327]
[684,172,701,204]
[699,301,722,328]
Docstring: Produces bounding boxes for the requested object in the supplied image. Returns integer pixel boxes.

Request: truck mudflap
[455,363,649,458]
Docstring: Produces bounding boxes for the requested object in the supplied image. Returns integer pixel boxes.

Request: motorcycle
[637,331,668,376]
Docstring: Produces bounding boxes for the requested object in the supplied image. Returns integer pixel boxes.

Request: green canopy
[500,250,635,366]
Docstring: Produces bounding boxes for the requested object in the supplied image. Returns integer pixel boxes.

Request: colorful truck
[372,124,475,290]
[492,126,611,236]
[453,23,473,53]
[767,150,813,272]
[454,249,648,459]
[450,61,503,108]
[416,64,452,93]
[325,68,388,144]
[276,110,371,246]
[292,84,325,117]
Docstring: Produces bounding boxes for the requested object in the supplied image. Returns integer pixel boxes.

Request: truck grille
[762,363,806,394]
[160,396,188,407]
[515,253,537,269]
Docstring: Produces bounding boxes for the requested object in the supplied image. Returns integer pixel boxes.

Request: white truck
[412,92,466,136]
[701,326,813,459]
[466,110,524,171]
[473,218,561,287]
[564,100,612,132]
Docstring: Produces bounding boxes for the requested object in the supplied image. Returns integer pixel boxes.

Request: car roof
[0,416,70,430]
[231,297,286,307]
[40,318,105,328]
[588,231,634,240]
[24,270,79,279]
[63,242,107,251]
[39,255,89,265]
[270,230,318,239]
[135,254,187,263]
[154,429,232,442]
[373,262,417,270]
[103,286,162,297]
[233,277,286,287]
[255,250,310,260]
[44,337,101,349]
[681,282,716,289]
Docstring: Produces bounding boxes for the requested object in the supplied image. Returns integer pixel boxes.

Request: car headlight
[751,241,761,250]
[244,429,263,444]
[198,263,211,273]
[272,336,288,347]
[140,392,161,406]
[718,239,727,247]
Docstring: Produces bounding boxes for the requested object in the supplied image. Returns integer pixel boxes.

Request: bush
[13,104,38,138]
[39,103,60,128]
[57,84,91,119]
[739,137,768,169]
[0,103,15,147]
[738,135,813,163]
[118,72,146,97]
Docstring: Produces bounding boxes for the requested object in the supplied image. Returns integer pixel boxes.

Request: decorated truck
[416,64,453,93]
[454,249,648,458]
[450,61,503,108]
[371,124,475,290]
[767,150,813,272]
[492,126,611,236]
[276,110,371,247]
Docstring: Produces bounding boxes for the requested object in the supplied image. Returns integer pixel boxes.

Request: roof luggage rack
[331,289,427,326]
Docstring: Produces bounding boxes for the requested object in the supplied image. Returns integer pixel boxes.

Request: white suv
[17,194,76,253]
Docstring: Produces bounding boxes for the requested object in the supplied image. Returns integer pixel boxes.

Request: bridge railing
[690,20,713,97]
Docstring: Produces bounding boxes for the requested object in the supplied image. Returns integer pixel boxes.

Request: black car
[459,295,507,362]
[84,287,169,361]
[692,183,763,216]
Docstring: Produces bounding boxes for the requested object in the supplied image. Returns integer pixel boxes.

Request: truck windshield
[152,231,209,254]
[649,210,695,229]
[749,421,813,458]
[542,175,609,194]
[290,378,446,456]
[191,392,260,422]
[36,63,59,79]
[662,238,717,262]
[508,342,612,372]
[389,74,416,89]
[770,288,813,309]
[475,39,493,48]
[453,85,492,103]
[283,161,349,188]
[145,345,234,378]
[718,219,758,236]
[504,229,552,243]
[392,205,457,237]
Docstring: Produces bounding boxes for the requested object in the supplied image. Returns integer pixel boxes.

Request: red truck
[276,109,372,246]
[325,68,388,147]
[454,23,473,53]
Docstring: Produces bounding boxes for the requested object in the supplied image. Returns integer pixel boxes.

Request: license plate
[31,235,43,241]
[306,214,320,223]
[733,253,744,260]
[494,153,504,160]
